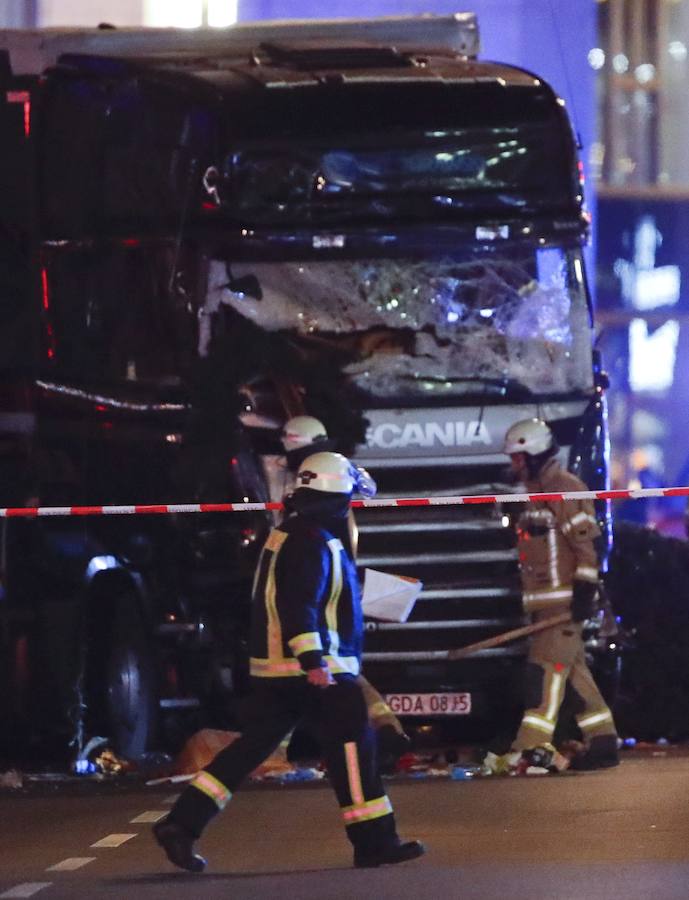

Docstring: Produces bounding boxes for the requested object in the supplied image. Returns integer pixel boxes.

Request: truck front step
[364,618,524,632]
[363,646,526,662]
[358,549,517,566]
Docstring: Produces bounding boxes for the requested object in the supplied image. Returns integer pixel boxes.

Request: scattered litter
[72,735,130,777]
[73,736,108,771]
[479,744,569,777]
[148,728,321,786]
[480,751,521,776]
[72,738,133,777]
[450,766,476,781]
[93,749,132,776]
[255,767,325,784]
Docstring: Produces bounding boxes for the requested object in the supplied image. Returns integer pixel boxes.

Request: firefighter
[280,415,377,529]
[154,451,425,872]
[505,418,619,771]
[279,415,411,768]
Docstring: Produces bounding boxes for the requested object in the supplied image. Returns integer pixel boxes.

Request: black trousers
[169,674,397,851]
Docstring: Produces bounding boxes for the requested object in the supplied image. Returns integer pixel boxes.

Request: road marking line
[46,858,96,872]
[130,811,167,823]
[90,833,137,848]
[0,885,52,898]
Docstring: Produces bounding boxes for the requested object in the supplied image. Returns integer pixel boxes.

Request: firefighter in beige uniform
[505,419,619,770]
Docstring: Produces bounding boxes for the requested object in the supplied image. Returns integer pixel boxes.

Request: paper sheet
[362,568,422,623]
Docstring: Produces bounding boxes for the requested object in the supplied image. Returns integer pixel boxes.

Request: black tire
[105,592,158,760]
[0,631,32,755]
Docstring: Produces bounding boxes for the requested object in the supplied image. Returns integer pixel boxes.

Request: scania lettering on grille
[367,421,491,449]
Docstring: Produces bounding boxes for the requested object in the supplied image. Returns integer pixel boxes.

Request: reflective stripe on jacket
[249,517,362,678]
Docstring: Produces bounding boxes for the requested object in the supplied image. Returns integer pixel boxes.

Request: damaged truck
[0,14,612,759]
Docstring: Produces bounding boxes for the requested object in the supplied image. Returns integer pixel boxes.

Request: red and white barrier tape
[1,486,687,518]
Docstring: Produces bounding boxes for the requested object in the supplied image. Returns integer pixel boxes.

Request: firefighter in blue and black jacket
[154,451,425,873]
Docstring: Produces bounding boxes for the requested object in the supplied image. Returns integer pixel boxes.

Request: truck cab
[0,14,610,757]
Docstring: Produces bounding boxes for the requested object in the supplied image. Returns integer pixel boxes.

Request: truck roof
[0,14,479,76]
[1,14,574,238]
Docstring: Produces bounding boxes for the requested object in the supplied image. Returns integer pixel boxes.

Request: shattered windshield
[206,243,593,399]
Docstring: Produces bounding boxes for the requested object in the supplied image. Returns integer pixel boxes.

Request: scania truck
[0,14,610,758]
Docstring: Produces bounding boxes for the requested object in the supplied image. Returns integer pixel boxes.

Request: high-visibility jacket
[517,457,600,615]
[249,515,362,678]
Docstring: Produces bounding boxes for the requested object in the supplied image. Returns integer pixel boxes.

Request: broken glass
[204,242,592,399]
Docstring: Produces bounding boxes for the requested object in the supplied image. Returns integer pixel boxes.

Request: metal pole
[447,612,571,661]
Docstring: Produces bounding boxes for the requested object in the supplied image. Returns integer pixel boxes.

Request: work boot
[354,839,425,868]
[569,734,619,771]
[153,818,207,873]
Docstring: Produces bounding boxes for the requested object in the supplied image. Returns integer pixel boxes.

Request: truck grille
[355,456,526,693]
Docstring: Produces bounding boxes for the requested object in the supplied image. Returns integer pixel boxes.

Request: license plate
[384,692,472,716]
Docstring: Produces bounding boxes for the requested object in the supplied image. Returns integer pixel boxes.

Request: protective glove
[571,579,598,622]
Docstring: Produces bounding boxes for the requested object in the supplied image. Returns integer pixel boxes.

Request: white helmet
[504,418,554,455]
[296,452,355,494]
[281,415,328,452]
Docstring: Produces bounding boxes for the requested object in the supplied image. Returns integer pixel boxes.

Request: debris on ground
[93,748,132,776]
[450,766,476,780]
[64,729,677,786]
[72,735,135,777]
[480,744,570,777]
[254,766,325,784]
[388,749,481,780]
[144,729,323,787]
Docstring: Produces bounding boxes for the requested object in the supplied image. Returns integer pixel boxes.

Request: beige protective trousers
[512,614,617,751]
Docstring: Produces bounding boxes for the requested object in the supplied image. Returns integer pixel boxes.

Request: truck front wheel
[105,593,158,761]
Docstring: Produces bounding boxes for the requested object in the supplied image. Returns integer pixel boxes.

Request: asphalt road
[2,751,689,899]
